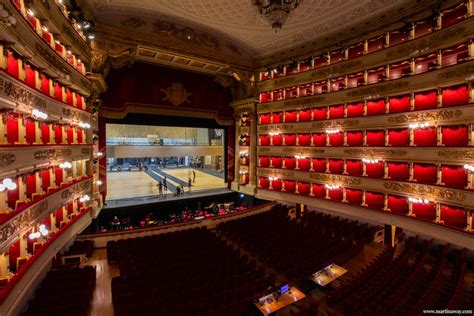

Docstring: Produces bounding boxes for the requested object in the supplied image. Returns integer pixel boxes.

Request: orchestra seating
[22,266,96,316]
[217,204,370,282]
[63,239,94,258]
[110,227,273,316]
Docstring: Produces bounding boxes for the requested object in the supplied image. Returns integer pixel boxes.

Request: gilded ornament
[346,81,409,97]
[121,17,146,28]
[161,82,192,106]
[258,148,270,152]
[343,148,407,156]
[0,77,47,109]
[309,173,361,185]
[437,65,474,80]
[437,150,474,160]
[284,96,324,107]
[312,120,360,129]
[34,149,72,160]
[152,22,176,36]
[81,148,91,155]
[0,152,15,167]
[312,60,363,79]
[387,110,462,123]
[383,182,466,202]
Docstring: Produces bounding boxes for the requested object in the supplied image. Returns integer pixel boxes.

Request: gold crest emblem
[161,82,192,106]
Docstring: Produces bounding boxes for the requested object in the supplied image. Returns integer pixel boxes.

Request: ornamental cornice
[383,182,467,202]
[387,109,463,123]
[34,149,73,160]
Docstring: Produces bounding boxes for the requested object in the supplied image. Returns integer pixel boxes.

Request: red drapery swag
[329,105,344,119]
[272,135,282,146]
[284,134,297,146]
[25,119,36,144]
[312,159,326,172]
[298,158,311,171]
[346,160,363,176]
[389,95,410,113]
[259,177,269,189]
[347,102,364,117]
[413,163,437,184]
[312,184,325,198]
[387,162,409,181]
[298,134,311,146]
[442,126,468,146]
[366,130,385,146]
[298,182,310,195]
[440,205,466,229]
[312,133,326,146]
[313,108,327,120]
[260,114,271,124]
[328,188,343,201]
[346,189,363,204]
[414,90,437,110]
[413,127,437,146]
[366,162,384,178]
[283,180,296,193]
[41,169,51,191]
[271,157,282,168]
[366,99,385,116]
[388,129,409,146]
[387,195,408,214]
[299,109,311,121]
[260,135,270,146]
[259,156,270,168]
[329,133,344,146]
[284,111,297,122]
[272,112,282,123]
[272,179,282,191]
[365,192,385,209]
[329,160,344,174]
[442,85,469,107]
[6,113,20,144]
[441,165,467,188]
[284,158,296,170]
[41,123,50,144]
[412,203,436,221]
[347,131,363,146]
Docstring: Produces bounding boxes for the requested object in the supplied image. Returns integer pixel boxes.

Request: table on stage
[309,263,348,287]
[254,287,305,315]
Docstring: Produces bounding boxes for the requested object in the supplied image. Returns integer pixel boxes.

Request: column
[468,123,473,146]
[234,123,240,183]
[295,133,299,146]
[410,92,415,110]
[435,203,441,223]
[467,168,473,190]
[363,70,368,85]
[437,126,443,146]
[35,172,42,195]
[325,159,329,173]
[363,100,367,116]
[326,132,330,147]
[18,117,25,144]
[343,131,348,146]
[386,65,390,81]
[361,190,367,206]
[0,190,7,212]
[409,128,415,146]
[384,31,390,48]
[437,88,442,108]
[282,156,286,168]
[384,129,389,146]
[466,209,472,232]
[50,213,56,232]
[362,161,367,176]
[363,130,367,146]
[385,97,389,114]
[49,124,54,144]
[34,121,41,144]
[325,187,329,199]
[0,114,5,144]
[343,104,348,118]
[295,158,299,170]
[409,22,415,39]
[343,159,348,175]
[309,158,314,171]
[19,232,27,258]
[342,187,347,202]
[18,176,26,203]
[468,0,473,17]
[436,50,442,69]
[468,40,474,60]
[410,57,416,74]
[309,183,314,196]
[408,201,414,216]
[384,161,389,179]
[436,164,443,185]
[409,162,414,181]
[0,252,9,278]
[295,180,299,194]
[363,40,368,54]
[383,194,388,211]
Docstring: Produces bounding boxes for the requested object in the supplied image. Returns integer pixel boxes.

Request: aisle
[88,249,119,316]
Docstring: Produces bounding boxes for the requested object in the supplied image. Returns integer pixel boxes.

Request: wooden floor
[106,168,226,201]
[87,249,119,316]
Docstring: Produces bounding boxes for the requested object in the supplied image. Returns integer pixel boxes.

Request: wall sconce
[59,161,72,169]
[29,225,49,240]
[0,178,17,192]
[269,131,280,136]
[294,155,306,159]
[362,158,380,164]
[408,197,430,204]
[79,194,90,202]
[464,164,474,172]
[325,184,340,190]
[325,129,341,134]
[96,180,103,186]
[268,177,279,181]
[409,122,430,129]
[78,122,91,129]
[32,109,48,120]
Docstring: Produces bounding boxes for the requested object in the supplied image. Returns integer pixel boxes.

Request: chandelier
[253,0,303,32]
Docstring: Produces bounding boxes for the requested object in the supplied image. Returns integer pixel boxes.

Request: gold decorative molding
[383,182,467,202]
[34,149,73,160]
[346,81,410,97]
[437,64,474,80]
[0,78,47,109]
[388,109,463,123]
[343,148,408,157]
[258,147,271,152]
[81,148,92,155]
[283,96,325,107]
[281,147,324,155]
[312,120,360,129]
[160,82,192,106]
[309,173,361,185]
[0,153,16,168]
[311,60,363,78]
[437,150,474,160]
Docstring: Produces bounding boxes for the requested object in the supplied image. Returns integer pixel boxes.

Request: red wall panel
[388,129,409,146]
[388,195,408,214]
[387,162,409,181]
[414,127,437,146]
[441,165,467,188]
[413,163,437,184]
[347,102,364,117]
[366,99,385,116]
[389,95,411,113]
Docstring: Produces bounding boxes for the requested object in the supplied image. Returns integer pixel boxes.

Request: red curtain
[346,189,363,205]
[414,90,437,110]
[414,127,437,146]
[329,105,344,119]
[347,102,364,117]
[54,82,63,102]
[7,51,19,78]
[272,134,282,146]
[442,126,468,147]
[260,135,270,146]
[412,203,436,221]
[259,177,269,189]
[272,179,282,191]
[285,111,297,122]
[312,159,326,172]
[284,158,296,170]
[329,159,344,174]
[77,129,83,143]
[388,129,409,146]
[6,113,19,144]
[7,178,20,209]
[298,158,311,171]
[313,108,327,120]
[284,134,296,146]
[367,36,384,53]
[366,162,384,178]
[414,21,433,37]
[259,156,270,168]
[328,188,343,201]
[312,184,325,198]
[346,160,362,176]
[67,203,74,215]
[41,123,50,144]
[8,241,20,271]
[299,109,311,121]
[387,162,409,181]
[348,43,364,59]
[271,157,282,169]
[441,165,467,188]
[389,30,409,45]
[41,169,50,191]
[312,133,326,146]
[76,94,84,109]
[366,99,385,116]
[366,130,385,146]
[388,195,408,214]
[25,119,36,144]
[413,163,437,184]
[26,174,36,198]
[25,64,36,89]
[54,125,63,144]
[41,75,50,95]
[442,85,468,107]
[389,95,411,113]
[272,112,282,123]
[55,208,64,228]
[365,192,385,210]
[260,93,271,103]
[298,182,310,195]
[440,205,466,229]
[260,114,271,124]
[330,51,344,63]
[284,180,296,193]
[66,126,74,144]
[66,89,74,105]
[55,167,63,186]
[329,132,344,146]
[347,131,363,146]
[442,3,467,28]
[298,134,311,146]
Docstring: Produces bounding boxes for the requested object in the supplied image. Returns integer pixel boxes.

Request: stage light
[409,122,430,129]
[88,34,95,40]
[2,178,17,191]
[79,195,91,203]
[96,152,103,157]
[240,194,244,198]
[83,22,91,29]
[294,155,306,159]
[42,26,48,32]
[78,122,91,129]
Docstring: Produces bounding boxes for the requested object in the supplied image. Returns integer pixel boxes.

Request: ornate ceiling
[87,0,412,58]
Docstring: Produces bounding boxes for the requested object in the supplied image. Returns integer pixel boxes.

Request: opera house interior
[0,0,474,315]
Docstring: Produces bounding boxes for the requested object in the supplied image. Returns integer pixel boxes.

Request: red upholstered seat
[387,195,408,214]
[389,95,411,113]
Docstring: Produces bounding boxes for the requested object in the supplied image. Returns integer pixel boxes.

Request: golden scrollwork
[437,65,474,80]
[437,149,474,160]
[387,109,462,123]
[343,148,408,156]
[0,152,15,168]
[283,96,325,107]
[312,120,360,129]
[383,182,467,202]
[34,149,72,160]
[81,148,91,155]
[258,148,271,152]
[312,60,363,79]
[309,173,361,185]
[0,77,47,109]
[346,81,409,97]
[259,126,269,132]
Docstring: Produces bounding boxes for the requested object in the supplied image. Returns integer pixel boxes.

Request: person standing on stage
[188,178,192,192]
[163,177,168,192]
[192,170,196,183]
[157,181,163,197]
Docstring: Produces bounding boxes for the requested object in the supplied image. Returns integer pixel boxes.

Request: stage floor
[106,168,226,201]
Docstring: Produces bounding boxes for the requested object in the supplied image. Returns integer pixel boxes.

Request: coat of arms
[161,82,192,106]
